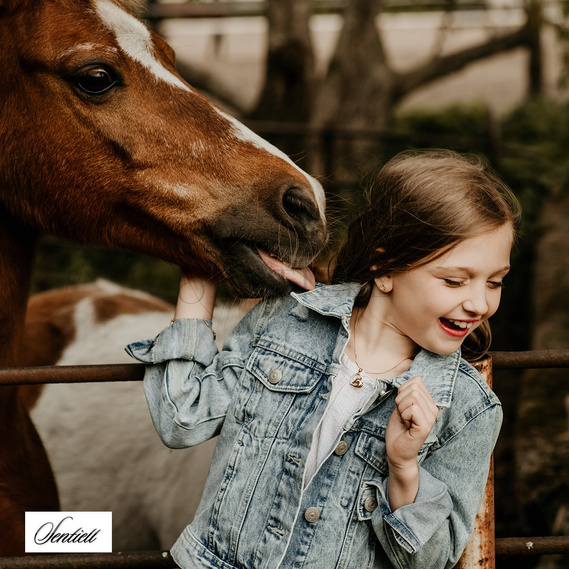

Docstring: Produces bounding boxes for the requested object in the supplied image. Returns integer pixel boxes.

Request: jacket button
[304,507,320,523]
[268,369,283,384]
[334,440,349,456]
[364,496,378,512]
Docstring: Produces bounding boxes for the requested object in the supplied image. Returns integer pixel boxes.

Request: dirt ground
[159,9,566,117]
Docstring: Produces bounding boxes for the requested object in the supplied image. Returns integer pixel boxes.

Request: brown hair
[332,149,522,360]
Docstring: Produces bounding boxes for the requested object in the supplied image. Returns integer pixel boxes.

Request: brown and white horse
[0,0,326,554]
[22,280,251,551]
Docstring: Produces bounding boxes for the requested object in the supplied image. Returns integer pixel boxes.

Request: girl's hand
[385,376,439,509]
[174,274,217,321]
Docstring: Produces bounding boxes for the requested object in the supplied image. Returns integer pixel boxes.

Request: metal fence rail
[1,350,568,387]
[0,349,568,569]
[2,534,569,569]
[0,551,177,569]
[1,535,569,569]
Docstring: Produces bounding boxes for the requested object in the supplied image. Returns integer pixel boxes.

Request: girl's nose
[462,286,489,316]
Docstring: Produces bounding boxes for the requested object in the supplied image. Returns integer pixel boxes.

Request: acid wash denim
[126,283,502,569]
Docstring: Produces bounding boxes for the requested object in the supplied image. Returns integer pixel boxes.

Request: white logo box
[25,512,112,553]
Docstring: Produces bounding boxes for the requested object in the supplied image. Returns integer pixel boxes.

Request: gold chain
[350,318,409,389]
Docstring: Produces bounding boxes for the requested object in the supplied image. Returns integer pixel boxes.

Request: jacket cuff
[374,466,453,554]
[125,318,218,365]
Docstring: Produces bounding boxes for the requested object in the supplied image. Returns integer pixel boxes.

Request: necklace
[349,319,410,389]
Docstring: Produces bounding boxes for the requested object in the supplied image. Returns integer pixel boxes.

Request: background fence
[0,349,568,568]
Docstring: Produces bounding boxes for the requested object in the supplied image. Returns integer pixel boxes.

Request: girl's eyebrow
[435,265,511,274]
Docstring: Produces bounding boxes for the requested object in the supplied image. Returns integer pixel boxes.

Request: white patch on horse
[94,0,191,93]
[161,182,195,199]
[217,109,327,224]
[56,43,117,61]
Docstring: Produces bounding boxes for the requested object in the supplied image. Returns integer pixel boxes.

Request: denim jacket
[126,283,502,569]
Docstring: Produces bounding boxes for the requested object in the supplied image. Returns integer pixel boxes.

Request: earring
[379,283,387,292]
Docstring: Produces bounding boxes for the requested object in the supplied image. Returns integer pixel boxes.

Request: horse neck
[0,208,60,532]
[0,205,37,411]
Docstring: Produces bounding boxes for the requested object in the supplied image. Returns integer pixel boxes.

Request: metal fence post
[456,356,496,569]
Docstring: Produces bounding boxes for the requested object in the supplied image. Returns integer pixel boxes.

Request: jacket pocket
[355,427,438,477]
[233,341,326,438]
[248,339,326,391]
[354,430,437,521]
[355,430,389,477]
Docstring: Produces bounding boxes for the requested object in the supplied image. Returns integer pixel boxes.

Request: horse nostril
[282,187,319,224]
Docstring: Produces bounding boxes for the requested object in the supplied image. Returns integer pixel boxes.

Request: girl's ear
[373,275,392,294]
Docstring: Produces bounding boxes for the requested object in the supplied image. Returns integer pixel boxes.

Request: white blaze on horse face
[94,0,190,93]
[93,0,325,226]
[218,110,327,225]
[57,43,114,61]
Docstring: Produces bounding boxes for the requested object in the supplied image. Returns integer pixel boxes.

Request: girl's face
[383,224,513,355]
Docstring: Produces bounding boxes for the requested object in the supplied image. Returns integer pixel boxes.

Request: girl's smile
[366,224,513,356]
[438,318,477,337]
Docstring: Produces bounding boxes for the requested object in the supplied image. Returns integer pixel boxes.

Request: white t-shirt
[304,353,392,486]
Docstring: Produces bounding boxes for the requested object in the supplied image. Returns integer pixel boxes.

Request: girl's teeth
[448,319,472,329]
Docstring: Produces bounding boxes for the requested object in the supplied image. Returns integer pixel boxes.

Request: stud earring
[379,283,387,292]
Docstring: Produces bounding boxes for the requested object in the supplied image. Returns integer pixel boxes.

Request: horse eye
[74,67,117,95]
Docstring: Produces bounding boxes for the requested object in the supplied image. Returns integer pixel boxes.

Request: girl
[127,149,521,569]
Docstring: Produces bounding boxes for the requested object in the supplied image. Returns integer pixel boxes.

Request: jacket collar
[291,282,361,319]
[292,283,460,408]
[393,350,460,408]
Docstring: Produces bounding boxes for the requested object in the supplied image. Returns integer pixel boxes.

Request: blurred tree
[249,0,315,158]
[171,0,542,178]
[250,0,314,124]
[307,0,536,176]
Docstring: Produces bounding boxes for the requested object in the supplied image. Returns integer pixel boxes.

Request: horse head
[0,0,327,297]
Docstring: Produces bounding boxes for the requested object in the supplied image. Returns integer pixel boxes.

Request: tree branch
[392,23,533,103]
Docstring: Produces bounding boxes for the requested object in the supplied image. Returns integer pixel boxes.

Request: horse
[0,0,326,554]
[22,280,252,551]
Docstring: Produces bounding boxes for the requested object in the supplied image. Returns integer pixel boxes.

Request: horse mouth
[219,240,316,297]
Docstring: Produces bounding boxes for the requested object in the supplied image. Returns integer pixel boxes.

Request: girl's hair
[332,149,522,361]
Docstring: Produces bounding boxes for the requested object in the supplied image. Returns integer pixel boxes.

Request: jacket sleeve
[370,401,502,569]
[125,302,266,449]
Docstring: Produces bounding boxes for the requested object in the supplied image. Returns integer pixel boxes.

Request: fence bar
[496,536,569,556]
[0,551,177,569]
[146,0,489,20]
[0,364,145,385]
[491,349,569,369]
[2,536,569,569]
[456,357,495,569]
[1,350,567,387]
[147,1,264,19]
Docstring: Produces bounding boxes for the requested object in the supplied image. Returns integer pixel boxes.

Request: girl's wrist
[174,275,217,321]
[388,460,419,482]
[387,460,419,511]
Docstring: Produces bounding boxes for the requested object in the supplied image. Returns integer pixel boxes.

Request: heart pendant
[349,372,364,388]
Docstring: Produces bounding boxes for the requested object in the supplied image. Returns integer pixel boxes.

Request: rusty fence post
[456,356,495,569]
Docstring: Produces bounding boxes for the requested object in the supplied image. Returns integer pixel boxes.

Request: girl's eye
[488,281,505,290]
[444,278,464,287]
